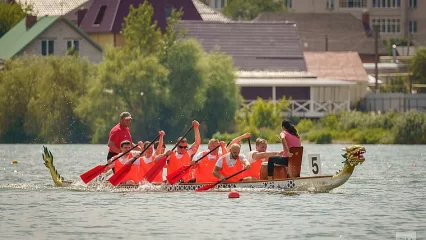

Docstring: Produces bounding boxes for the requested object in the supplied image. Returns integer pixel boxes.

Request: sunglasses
[178,145,188,149]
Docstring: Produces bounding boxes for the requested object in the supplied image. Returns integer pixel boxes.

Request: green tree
[410,47,426,93]
[75,47,168,143]
[198,51,240,138]
[161,39,207,139]
[0,1,32,37]
[0,56,93,143]
[223,0,286,21]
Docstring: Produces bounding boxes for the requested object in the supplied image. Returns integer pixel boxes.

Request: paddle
[144,125,194,183]
[195,168,247,192]
[80,144,139,184]
[248,138,252,151]
[108,134,160,186]
[166,144,221,184]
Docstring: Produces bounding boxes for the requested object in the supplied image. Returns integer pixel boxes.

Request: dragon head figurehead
[341,145,366,166]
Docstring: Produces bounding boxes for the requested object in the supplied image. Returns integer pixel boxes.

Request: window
[284,0,293,8]
[409,0,417,8]
[214,0,226,8]
[372,0,401,8]
[372,19,401,33]
[409,21,417,33]
[41,40,54,55]
[339,0,366,8]
[327,0,335,8]
[67,40,80,52]
[94,5,107,25]
[164,5,173,18]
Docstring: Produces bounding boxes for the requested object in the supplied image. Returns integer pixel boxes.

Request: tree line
[0,2,240,143]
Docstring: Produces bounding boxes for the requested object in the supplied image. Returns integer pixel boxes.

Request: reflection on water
[0,144,425,239]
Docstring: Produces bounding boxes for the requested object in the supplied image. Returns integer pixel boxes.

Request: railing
[360,93,426,112]
[242,99,350,118]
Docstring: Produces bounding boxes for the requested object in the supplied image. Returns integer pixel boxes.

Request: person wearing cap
[267,120,301,179]
[107,112,143,161]
[155,120,201,183]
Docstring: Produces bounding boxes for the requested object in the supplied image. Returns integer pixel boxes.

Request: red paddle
[144,125,194,183]
[166,144,221,184]
[108,134,160,186]
[195,168,247,192]
[80,144,139,184]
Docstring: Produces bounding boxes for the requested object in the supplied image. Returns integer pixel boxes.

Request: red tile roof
[304,51,369,82]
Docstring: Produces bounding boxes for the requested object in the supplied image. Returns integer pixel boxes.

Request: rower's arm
[154,150,170,163]
[107,141,121,154]
[252,151,282,160]
[226,132,250,151]
[155,131,165,155]
[190,120,201,153]
[212,166,225,181]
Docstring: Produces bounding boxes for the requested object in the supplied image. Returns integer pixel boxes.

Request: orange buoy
[228,191,240,198]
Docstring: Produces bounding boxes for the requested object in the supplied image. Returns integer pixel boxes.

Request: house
[76,0,229,48]
[209,0,426,46]
[256,12,388,63]
[303,51,369,107]
[177,21,364,117]
[0,15,103,62]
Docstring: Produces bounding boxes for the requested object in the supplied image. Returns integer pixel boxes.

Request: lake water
[0,144,425,240]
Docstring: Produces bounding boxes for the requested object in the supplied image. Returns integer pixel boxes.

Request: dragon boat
[42,145,366,192]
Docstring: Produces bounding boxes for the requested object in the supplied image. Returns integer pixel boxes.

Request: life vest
[138,155,163,183]
[219,154,244,183]
[195,151,220,183]
[168,151,193,182]
[242,153,266,179]
[113,152,139,184]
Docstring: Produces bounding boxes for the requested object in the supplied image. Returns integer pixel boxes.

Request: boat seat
[288,147,303,178]
[259,162,287,180]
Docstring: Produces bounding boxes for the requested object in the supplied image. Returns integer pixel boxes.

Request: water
[0,144,425,240]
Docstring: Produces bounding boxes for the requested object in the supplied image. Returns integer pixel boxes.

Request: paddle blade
[108,164,132,186]
[80,165,106,184]
[195,183,216,192]
[166,164,191,184]
[145,156,167,183]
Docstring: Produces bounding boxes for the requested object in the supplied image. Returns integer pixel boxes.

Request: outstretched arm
[252,151,284,160]
[155,130,165,155]
[226,132,250,152]
[190,120,201,153]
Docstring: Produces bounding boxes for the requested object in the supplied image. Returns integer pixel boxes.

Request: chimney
[25,14,37,29]
[77,8,88,27]
[361,9,371,34]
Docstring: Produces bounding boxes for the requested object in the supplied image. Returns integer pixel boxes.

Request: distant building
[0,15,103,62]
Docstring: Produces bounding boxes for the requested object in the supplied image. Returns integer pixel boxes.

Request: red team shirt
[108,123,132,154]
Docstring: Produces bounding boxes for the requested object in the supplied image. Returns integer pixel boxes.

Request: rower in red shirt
[107,112,143,161]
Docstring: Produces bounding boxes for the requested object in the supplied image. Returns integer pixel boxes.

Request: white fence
[244,99,350,118]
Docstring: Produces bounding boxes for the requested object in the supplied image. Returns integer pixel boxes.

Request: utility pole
[374,25,379,93]
[325,34,328,51]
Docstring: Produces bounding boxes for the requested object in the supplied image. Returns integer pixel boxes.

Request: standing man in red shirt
[107,112,143,161]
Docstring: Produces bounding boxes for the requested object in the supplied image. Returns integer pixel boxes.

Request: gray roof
[256,12,387,55]
[177,21,307,71]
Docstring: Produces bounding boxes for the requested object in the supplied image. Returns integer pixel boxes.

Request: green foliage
[392,111,426,144]
[223,0,287,20]
[0,2,32,38]
[296,119,313,134]
[198,51,239,137]
[380,76,410,93]
[0,56,93,143]
[410,47,426,93]
[383,37,410,56]
[306,130,332,144]
[300,111,426,144]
